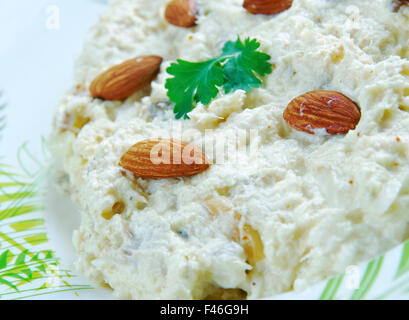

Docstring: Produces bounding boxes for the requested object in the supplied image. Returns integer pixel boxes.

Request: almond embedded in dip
[243,0,293,15]
[49,0,409,300]
[119,139,210,178]
[283,90,361,135]
[165,0,198,27]
[90,55,163,100]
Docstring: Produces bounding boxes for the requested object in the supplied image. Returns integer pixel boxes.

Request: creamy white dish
[50,0,409,299]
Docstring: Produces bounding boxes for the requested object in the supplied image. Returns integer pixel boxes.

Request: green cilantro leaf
[221,38,272,93]
[165,37,272,119]
[166,59,224,119]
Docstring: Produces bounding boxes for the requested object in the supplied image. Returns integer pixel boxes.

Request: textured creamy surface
[49,0,409,299]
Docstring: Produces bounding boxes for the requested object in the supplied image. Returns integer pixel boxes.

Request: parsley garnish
[165,37,272,119]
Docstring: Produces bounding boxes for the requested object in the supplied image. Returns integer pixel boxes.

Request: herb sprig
[165,37,272,119]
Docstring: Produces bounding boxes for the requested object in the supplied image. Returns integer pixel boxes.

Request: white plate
[0,0,408,300]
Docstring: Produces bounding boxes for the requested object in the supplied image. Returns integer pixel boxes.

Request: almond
[119,139,210,179]
[165,0,197,28]
[243,0,293,15]
[392,0,408,12]
[90,55,163,101]
[283,90,361,135]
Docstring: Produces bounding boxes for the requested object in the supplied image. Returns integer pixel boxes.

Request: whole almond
[165,0,197,28]
[283,90,361,135]
[119,139,210,179]
[90,55,163,101]
[243,0,293,15]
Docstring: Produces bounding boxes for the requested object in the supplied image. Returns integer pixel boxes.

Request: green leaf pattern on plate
[0,110,93,299]
[318,242,409,300]
[350,256,384,300]
[320,274,344,300]
[396,241,409,279]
